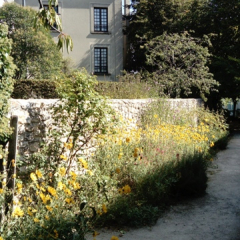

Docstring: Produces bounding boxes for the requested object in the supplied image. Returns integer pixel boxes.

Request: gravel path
[88,133,240,240]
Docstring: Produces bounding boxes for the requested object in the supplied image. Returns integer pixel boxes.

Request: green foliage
[0,68,117,239]
[89,101,229,228]
[0,3,63,80]
[35,0,73,53]
[126,0,179,70]
[144,32,218,100]
[29,68,116,176]
[12,79,58,99]
[96,72,158,99]
[11,73,159,100]
[0,23,16,153]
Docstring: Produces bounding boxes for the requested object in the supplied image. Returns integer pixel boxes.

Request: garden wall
[9,98,202,161]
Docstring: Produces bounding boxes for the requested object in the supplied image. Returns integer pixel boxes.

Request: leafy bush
[95,72,159,99]
[0,3,63,79]
[0,69,117,239]
[12,79,58,99]
[0,23,16,155]
[87,100,229,227]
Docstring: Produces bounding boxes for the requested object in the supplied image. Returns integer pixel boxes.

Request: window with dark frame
[94,7,108,32]
[94,48,108,74]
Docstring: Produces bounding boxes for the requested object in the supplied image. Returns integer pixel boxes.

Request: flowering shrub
[0,78,229,238]
[87,101,229,227]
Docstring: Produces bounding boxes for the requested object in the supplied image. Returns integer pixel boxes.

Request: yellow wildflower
[64,188,72,196]
[40,193,51,204]
[12,206,24,218]
[70,171,77,180]
[60,155,68,161]
[133,148,139,158]
[0,236,4,240]
[126,137,130,143]
[34,218,40,223]
[35,169,43,178]
[122,185,131,194]
[111,236,119,240]
[102,204,107,213]
[57,181,64,190]
[210,142,214,147]
[78,158,88,169]
[64,142,73,150]
[87,170,93,176]
[65,198,74,204]
[0,188,4,194]
[46,205,53,212]
[27,207,33,216]
[54,229,59,239]
[118,152,123,159]
[17,183,22,193]
[96,209,102,216]
[30,173,37,181]
[59,167,66,176]
[47,186,57,197]
[71,181,81,190]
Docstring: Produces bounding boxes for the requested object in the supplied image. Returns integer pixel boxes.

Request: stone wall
[9,98,202,161]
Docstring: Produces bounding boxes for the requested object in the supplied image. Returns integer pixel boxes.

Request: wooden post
[5,116,18,214]
[7,116,18,191]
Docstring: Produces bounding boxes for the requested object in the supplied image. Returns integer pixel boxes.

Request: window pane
[94,48,108,73]
[94,8,108,32]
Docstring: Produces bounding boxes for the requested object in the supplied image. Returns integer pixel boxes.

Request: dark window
[94,8,108,32]
[94,48,108,74]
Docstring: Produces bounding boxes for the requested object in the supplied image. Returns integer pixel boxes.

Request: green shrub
[96,71,159,99]
[12,79,58,99]
[0,23,16,154]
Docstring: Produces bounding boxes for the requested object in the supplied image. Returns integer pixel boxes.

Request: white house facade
[13,0,125,81]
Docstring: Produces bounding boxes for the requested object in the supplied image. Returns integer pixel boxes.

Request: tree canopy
[126,0,240,108]
[144,32,218,100]
[0,3,63,79]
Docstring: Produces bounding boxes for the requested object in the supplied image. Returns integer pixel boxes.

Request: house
[13,0,126,81]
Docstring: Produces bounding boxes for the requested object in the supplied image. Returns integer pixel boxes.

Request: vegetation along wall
[9,98,202,162]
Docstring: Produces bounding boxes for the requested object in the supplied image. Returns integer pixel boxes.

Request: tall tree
[0,3,63,79]
[144,32,218,100]
[126,0,179,71]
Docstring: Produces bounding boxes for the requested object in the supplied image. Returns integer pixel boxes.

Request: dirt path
[88,133,240,240]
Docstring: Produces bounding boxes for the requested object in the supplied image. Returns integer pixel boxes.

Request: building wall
[14,0,123,81]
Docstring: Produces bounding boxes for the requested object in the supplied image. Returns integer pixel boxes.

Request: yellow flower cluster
[64,139,73,150]
[17,183,22,193]
[40,192,52,204]
[111,236,119,240]
[97,204,108,215]
[78,158,88,169]
[118,185,131,195]
[47,186,57,197]
[12,206,24,218]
